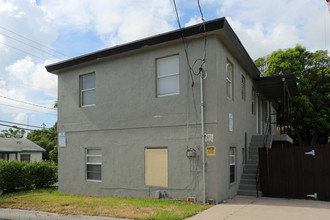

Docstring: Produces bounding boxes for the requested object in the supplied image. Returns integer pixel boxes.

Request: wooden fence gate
[259,146,330,201]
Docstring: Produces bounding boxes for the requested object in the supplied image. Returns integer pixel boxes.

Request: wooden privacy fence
[259,146,330,201]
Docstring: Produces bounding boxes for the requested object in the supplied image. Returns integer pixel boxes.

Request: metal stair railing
[256,114,272,197]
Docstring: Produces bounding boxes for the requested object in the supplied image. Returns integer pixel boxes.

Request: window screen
[157,55,179,97]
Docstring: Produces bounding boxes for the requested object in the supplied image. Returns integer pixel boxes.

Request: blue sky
[0,0,329,134]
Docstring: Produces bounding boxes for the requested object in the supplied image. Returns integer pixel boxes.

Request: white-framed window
[229,147,236,184]
[252,88,255,115]
[80,73,95,107]
[156,55,179,97]
[20,154,31,163]
[86,149,102,181]
[226,61,233,100]
[241,75,246,101]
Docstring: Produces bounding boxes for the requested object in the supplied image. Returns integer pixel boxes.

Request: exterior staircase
[238,135,271,196]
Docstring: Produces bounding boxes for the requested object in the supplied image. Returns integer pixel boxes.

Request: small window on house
[20,154,31,162]
[156,55,179,97]
[145,148,168,187]
[86,149,102,181]
[241,75,246,101]
[226,61,233,100]
[80,73,95,107]
[0,153,6,160]
[229,147,236,184]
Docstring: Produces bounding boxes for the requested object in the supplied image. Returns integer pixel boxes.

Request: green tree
[0,127,26,138]
[27,124,57,161]
[255,45,330,145]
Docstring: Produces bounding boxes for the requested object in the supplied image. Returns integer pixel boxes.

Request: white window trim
[80,73,96,107]
[156,55,180,97]
[86,149,102,182]
[229,147,236,184]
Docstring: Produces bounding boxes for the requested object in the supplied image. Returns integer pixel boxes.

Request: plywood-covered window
[145,148,168,187]
[156,55,179,97]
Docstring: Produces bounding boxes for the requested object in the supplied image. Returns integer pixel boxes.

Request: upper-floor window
[241,75,246,101]
[80,73,95,107]
[226,61,233,100]
[156,55,179,97]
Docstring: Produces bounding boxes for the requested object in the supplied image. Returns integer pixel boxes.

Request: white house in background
[0,138,45,162]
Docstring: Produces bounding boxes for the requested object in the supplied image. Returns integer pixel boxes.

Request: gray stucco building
[46,17,296,203]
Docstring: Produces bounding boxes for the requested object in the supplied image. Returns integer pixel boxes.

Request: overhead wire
[0,25,69,59]
[0,123,36,131]
[0,119,45,129]
[171,0,195,87]
[0,41,47,61]
[0,95,56,110]
[0,103,57,116]
[1,32,66,60]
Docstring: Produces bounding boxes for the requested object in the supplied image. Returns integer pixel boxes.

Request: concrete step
[237,189,258,196]
[246,159,258,165]
[240,178,256,185]
[244,164,258,170]
[239,184,256,191]
[241,173,256,180]
[249,155,258,161]
[243,168,257,175]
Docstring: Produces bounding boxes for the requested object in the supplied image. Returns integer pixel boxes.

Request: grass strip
[0,188,210,219]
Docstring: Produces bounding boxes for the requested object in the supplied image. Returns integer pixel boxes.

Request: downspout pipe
[200,71,206,204]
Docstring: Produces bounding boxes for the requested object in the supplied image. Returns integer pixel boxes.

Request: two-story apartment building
[46,17,296,203]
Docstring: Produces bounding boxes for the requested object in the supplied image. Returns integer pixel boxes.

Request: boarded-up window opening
[145,148,168,187]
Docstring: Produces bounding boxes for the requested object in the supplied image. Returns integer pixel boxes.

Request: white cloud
[185,15,202,27]
[5,56,57,98]
[41,0,175,46]
[13,112,27,124]
[210,0,330,59]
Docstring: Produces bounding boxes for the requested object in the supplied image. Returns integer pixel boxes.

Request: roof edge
[46,17,227,73]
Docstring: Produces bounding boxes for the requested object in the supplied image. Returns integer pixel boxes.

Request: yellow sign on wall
[206,146,216,156]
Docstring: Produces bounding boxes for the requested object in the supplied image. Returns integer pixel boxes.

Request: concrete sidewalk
[186,196,330,220]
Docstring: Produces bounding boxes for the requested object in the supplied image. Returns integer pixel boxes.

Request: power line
[0,95,56,110]
[0,41,47,61]
[0,119,44,129]
[0,25,69,59]
[0,123,36,131]
[0,103,57,116]
[171,0,195,87]
[1,32,66,60]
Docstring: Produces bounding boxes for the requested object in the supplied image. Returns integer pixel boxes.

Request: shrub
[0,160,57,192]
[0,160,27,192]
